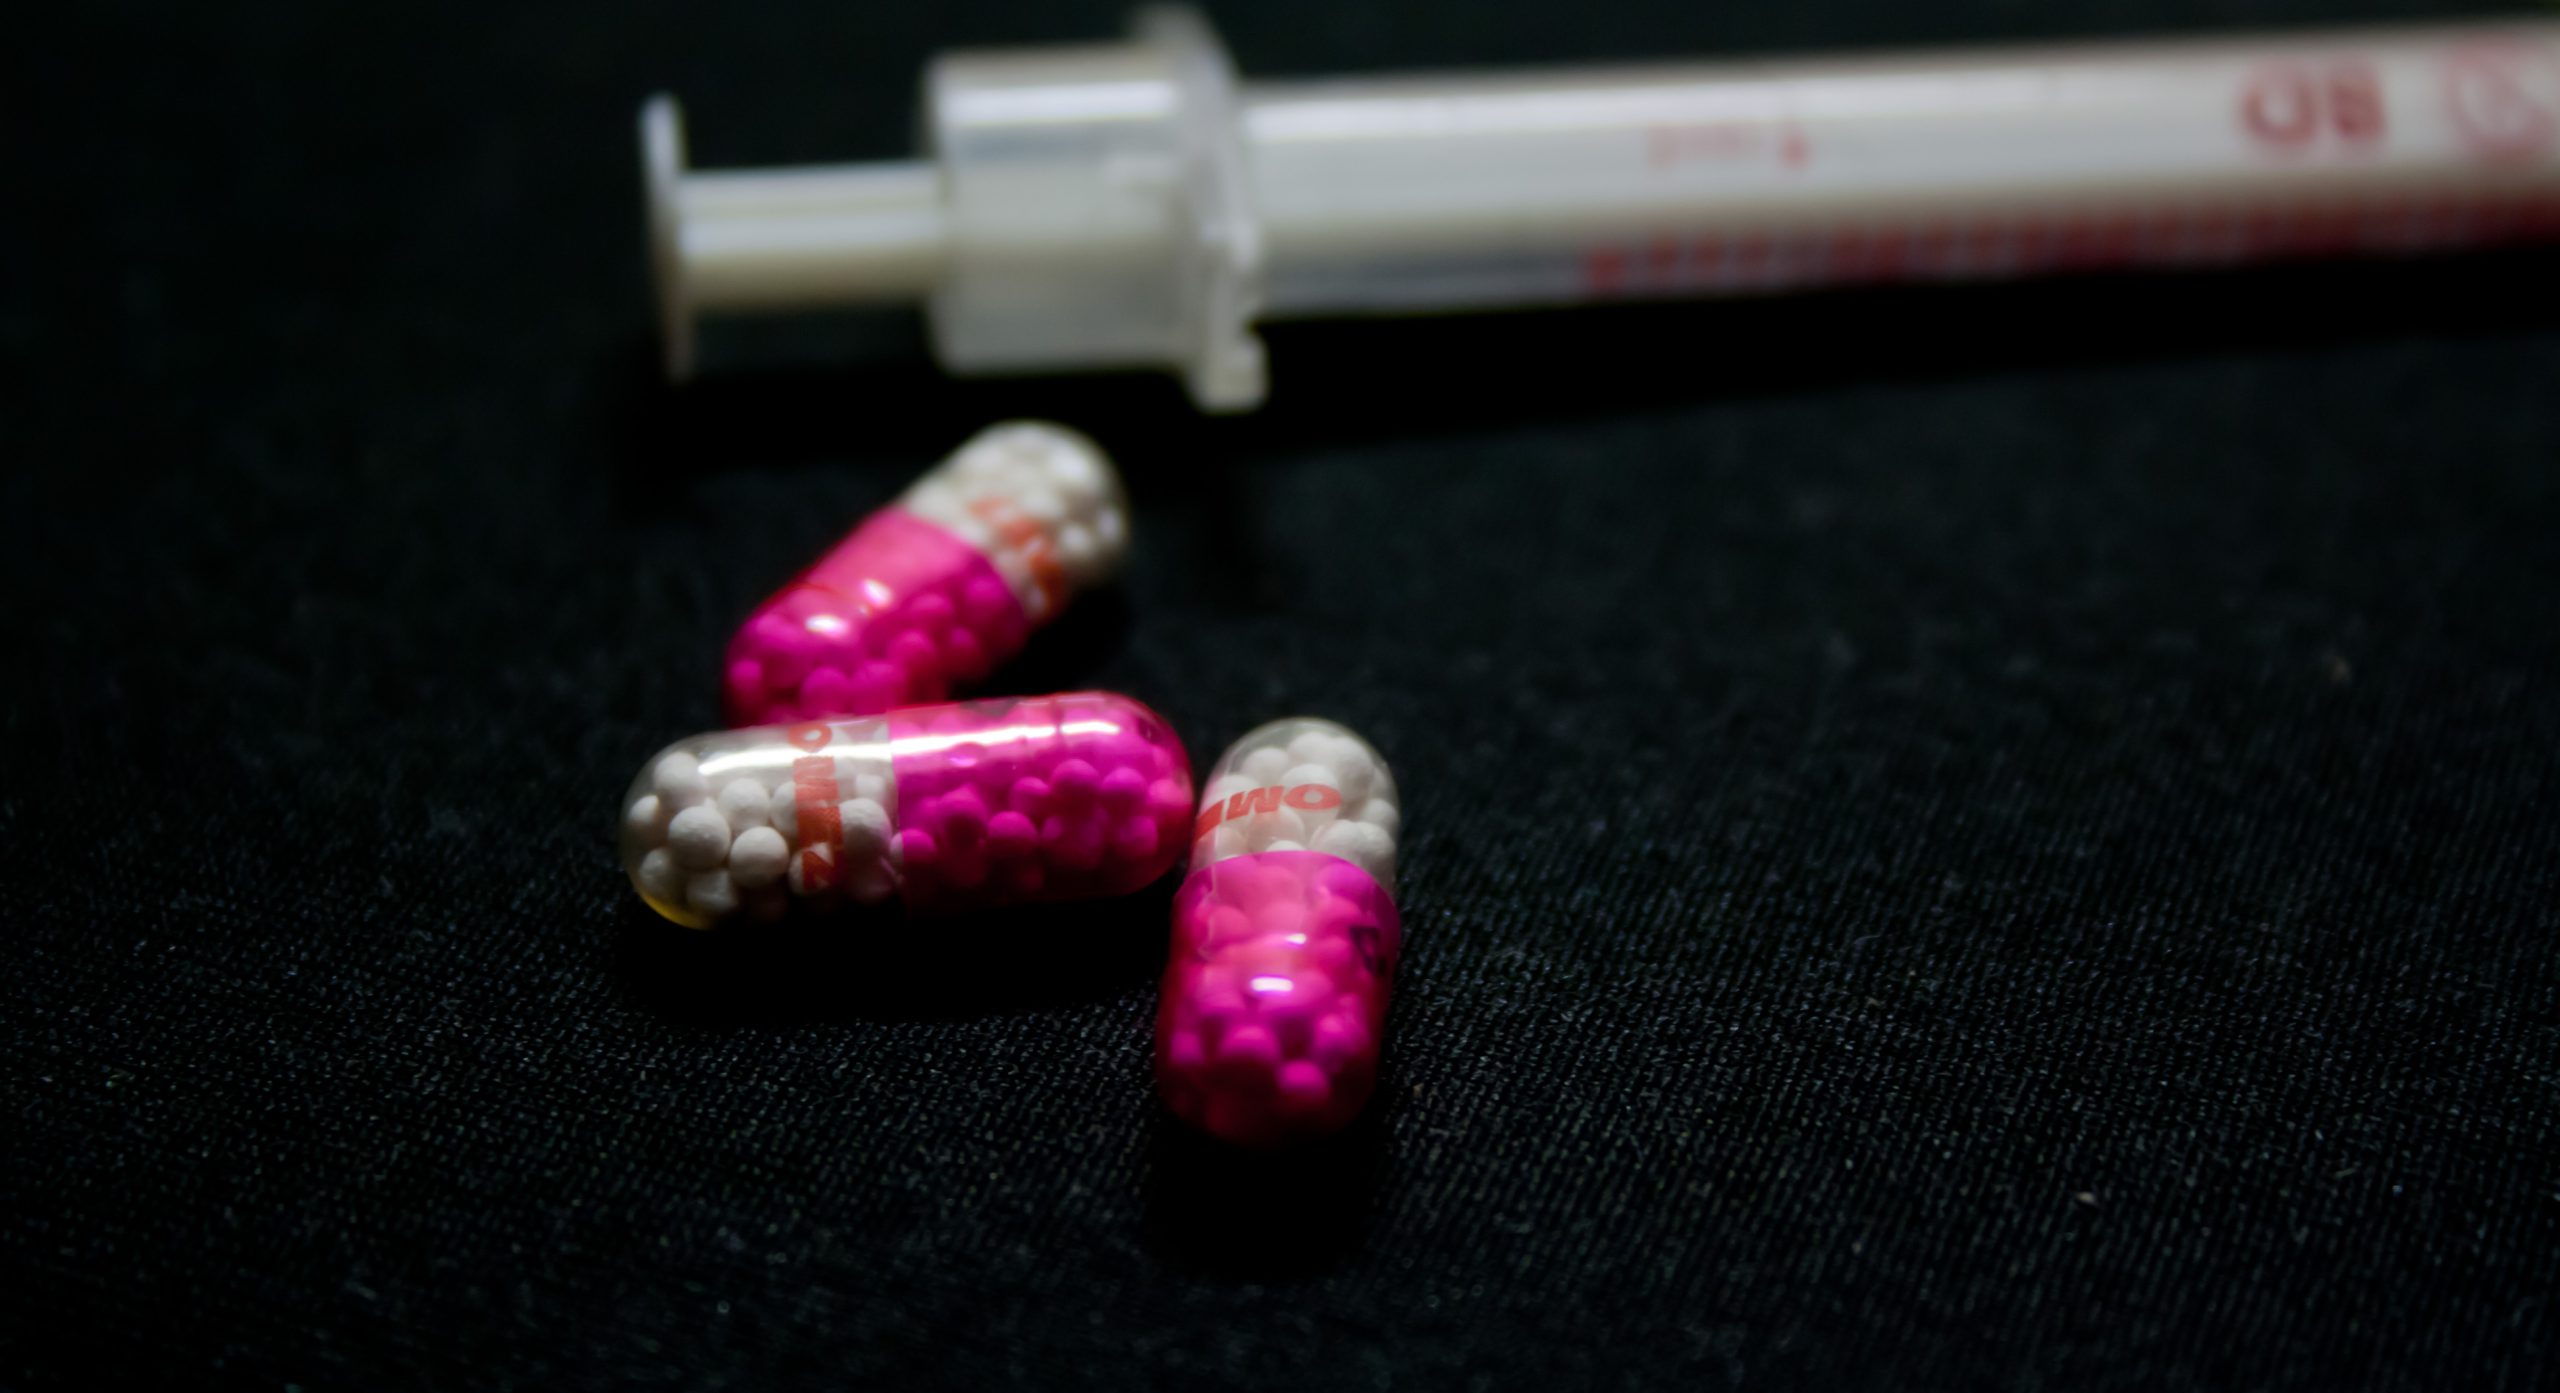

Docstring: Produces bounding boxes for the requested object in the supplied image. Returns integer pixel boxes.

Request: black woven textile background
[6,1,2557,1387]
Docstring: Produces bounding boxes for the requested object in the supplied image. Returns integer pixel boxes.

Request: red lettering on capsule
[793,755,842,879]
[1196,784,1345,839]
[1284,784,1342,812]
[1228,787,1282,822]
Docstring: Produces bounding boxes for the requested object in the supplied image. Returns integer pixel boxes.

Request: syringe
[643,9,2560,410]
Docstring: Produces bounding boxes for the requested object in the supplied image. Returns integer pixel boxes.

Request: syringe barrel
[645,14,2560,406]
[1245,23,2560,315]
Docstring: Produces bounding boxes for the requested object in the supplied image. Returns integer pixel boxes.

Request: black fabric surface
[7,1,2559,1387]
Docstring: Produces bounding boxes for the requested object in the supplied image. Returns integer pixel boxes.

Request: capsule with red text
[722,422,1130,726]
[1155,718,1403,1146]
[620,692,1192,927]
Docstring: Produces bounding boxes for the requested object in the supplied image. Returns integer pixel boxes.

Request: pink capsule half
[721,423,1129,726]
[1155,718,1403,1146]
[620,692,1191,927]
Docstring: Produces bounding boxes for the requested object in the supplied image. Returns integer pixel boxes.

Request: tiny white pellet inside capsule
[654,752,709,808]
[637,848,685,903]
[666,804,732,870]
[1279,763,1339,794]
[624,793,667,843]
[1285,730,1336,766]
[728,825,790,888]
[1312,819,1395,881]
[840,798,892,856]
[1330,751,1377,803]
[1357,798,1401,838]
[686,868,740,920]
[1245,807,1308,851]
[717,778,770,831]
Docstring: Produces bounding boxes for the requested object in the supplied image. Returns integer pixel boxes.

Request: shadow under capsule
[980,584,1135,695]
[611,871,1176,1026]
[1139,1073,1395,1281]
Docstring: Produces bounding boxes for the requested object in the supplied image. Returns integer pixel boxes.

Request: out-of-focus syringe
[643,9,2560,409]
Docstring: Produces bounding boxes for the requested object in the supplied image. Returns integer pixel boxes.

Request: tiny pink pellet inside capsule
[1155,850,1402,1147]
[724,510,1031,726]
[884,695,1193,913]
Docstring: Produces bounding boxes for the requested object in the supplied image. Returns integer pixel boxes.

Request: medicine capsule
[1155,718,1403,1146]
[619,692,1192,928]
[722,422,1131,725]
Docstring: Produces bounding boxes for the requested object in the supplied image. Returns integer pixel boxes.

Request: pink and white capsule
[722,423,1130,725]
[1155,718,1403,1146]
[621,692,1192,928]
